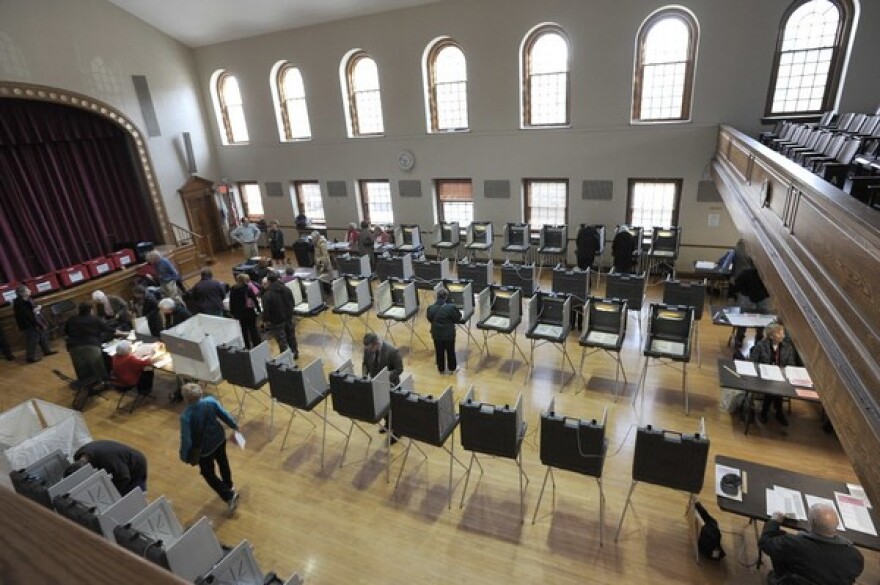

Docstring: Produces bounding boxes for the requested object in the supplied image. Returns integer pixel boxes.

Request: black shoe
[45,350,59,356]
[378,427,387,434]
[759,411,769,424]
[390,436,398,446]
[4,354,14,361]
[776,411,789,426]
[26,357,41,363]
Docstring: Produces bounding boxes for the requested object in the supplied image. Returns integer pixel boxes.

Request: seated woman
[93,290,132,331]
[750,322,796,426]
[65,302,114,381]
[111,340,156,395]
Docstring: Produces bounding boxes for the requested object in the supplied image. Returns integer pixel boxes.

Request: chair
[605,271,646,337]
[465,221,493,260]
[531,399,608,546]
[475,285,528,378]
[502,222,531,263]
[537,224,568,279]
[217,341,271,419]
[393,224,424,254]
[633,304,695,414]
[456,258,494,293]
[647,226,681,280]
[458,388,529,522]
[267,352,344,466]
[46,298,77,339]
[662,279,707,367]
[525,291,575,388]
[331,276,373,350]
[432,221,461,262]
[390,377,466,509]
[376,278,428,350]
[578,298,629,397]
[328,360,393,481]
[615,420,709,562]
[501,261,536,297]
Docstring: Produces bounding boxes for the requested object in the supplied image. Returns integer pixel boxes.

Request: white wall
[0,0,219,235]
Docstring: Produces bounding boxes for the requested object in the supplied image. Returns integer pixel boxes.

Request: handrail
[170,222,213,262]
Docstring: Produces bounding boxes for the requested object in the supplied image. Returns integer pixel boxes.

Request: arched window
[521,25,569,127]
[272,62,312,141]
[632,7,699,123]
[210,69,249,144]
[342,51,384,137]
[766,0,856,116]
[424,39,468,132]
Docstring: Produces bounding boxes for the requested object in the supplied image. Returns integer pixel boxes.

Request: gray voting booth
[525,291,575,387]
[331,276,373,350]
[432,221,460,261]
[476,285,527,378]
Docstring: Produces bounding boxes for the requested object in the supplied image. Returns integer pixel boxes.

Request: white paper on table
[153,356,173,369]
[714,464,743,501]
[784,366,813,387]
[759,364,786,382]
[835,492,877,536]
[734,360,758,377]
[232,431,246,449]
[766,487,806,520]
[695,261,717,270]
[848,484,873,509]
[774,486,808,520]
[804,495,845,530]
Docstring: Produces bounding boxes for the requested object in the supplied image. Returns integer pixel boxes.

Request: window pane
[363,181,394,224]
[531,33,568,74]
[296,182,325,225]
[240,183,264,217]
[637,15,692,121]
[227,104,250,142]
[353,57,380,91]
[281,67,311,139]
[644,18,690,63]
[351,56,384,134]
[435,45,467,82]
[527,181,567,226]
[437,180,473,227]
[222,75,243,105]
[629,181,678,230]
[527,31,568,126]
[220,74,249,142]
[442,202,474,227]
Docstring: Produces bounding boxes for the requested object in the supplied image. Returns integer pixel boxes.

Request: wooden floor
[2,251,876,584]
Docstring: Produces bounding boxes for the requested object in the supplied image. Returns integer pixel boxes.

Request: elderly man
[230,217,261,260]
[190,268,227,316]
[92,289,131,330]
[148,297,192,337]
[759,502,863,585]
[145,251,182,301]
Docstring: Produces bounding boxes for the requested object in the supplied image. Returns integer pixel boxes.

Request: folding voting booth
[9,449,71,508]
[538,225,568,278]
[502,223,531,262]
[337,254,372,278]
[331,276,373,350]
[476,285,527,378]
[552,267,590,331]
[634,304,695,414]
[525,291,575,387]
[457,258,494,293]
[465,221,493,260]
[458,388,529,522]
[287,276,333,340]
[389,376,465,508]
[376,279,427,350]
[662,279,707,367]
[615,419,709,561]
[647,226,682,280]
[193,541,303,585]
[532,399,608,545]
[432,221,460,262]
[578,298,630,397]
[376,252,414,281]
[328,360,393,481]
[605,271,646,338]
[501,262,536,297]
[412,257,451,290]
[161,314,244,384]
[393,224,423,254]
[0,399,92,488]
[218,341,271,419]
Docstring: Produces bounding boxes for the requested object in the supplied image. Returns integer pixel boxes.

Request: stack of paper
[784,366,813,387]
[695,261,717,270]
[766,486,807,520]
[734,360,758,377]
[834,492,877,536]
[847,484,873,508]
[759,364,786,382]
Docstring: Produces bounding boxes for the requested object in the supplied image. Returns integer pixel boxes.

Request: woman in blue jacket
[179,383,241,513]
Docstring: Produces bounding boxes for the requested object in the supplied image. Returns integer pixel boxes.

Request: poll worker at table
[230,217,261,260]
[65,302,114,381]
[65,439,148,496]
[148,298,192,338]
[427,287,461,374]
[190,268,227,317]
[131,284,159,318]
[759,502,863,585]
[750,323,796,426]
[111,340,156,395]
[92,290,131,331]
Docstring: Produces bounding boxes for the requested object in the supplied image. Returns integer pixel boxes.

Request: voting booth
[336,254,372,278]
[376,279,427,350]
[476,285,527,378]
[457,258,494,293]
[393,224,423,253]
[465,221,493,259]
[376,252,414,281]
[161,314,244,384]
[578,298,630,396]
[331,276,374,349]
[525,291,575,387]
[432,221,461,261]
[502,222,531,261]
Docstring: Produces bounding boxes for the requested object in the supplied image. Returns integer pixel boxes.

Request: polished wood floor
[2,251,876,584]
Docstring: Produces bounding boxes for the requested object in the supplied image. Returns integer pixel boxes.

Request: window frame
[358,179,394,225]
[211,69,250,145]
[631,7,700,124]
[524,179,569,233]
[343,51,385,137]
[237,181,265,220]
[521,24,571,129]
[273,62,312,142]
[293,180,326,228]
[764,0,856,118]
[625,178,683,233]
[425,38,469,133]
[434,178,474,227]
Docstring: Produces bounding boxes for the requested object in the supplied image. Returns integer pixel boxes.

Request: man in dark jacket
[427,287,462,374]
[759,502,863,585]
[734,264,771,348]
[261,272,298,357]
[64,302,114,380]
[190,269,227,316]
[65,440,148,496]
[750,322,797,425]
[13,285,56,363]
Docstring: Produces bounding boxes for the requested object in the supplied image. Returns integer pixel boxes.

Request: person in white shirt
[230,217,261,260]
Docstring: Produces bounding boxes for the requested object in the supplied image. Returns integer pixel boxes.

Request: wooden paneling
[713,124,880,505]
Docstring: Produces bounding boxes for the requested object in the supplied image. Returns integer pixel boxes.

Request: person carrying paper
[750,323,797,426]
[759,503,863,585]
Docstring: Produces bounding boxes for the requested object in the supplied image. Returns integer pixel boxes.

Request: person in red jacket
[111,340,156,395]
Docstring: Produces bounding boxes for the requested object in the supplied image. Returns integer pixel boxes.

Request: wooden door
[178,176,228,259]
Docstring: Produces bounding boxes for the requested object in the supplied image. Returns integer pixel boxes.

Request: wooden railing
[712,124,880,505]
[170,222,213,266]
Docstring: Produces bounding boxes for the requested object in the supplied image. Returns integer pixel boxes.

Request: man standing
[427,287,462,374]
[145,251,182,301]
[65,440,148,496]
[362,332,403,387]
[261,272,298,358]
[759,503,863,584]
[190,269,227,316]
[231,217,261,260]
[13,285,56,363]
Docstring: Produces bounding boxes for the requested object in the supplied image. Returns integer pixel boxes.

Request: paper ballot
[734,360,758,377]
[766,486,807,520]
[784,366,813,388]
[232,431,246,449]
[835,492,877,536]
[695,261,717,270]
[759,364,786,382]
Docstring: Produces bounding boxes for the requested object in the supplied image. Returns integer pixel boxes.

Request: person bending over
[65,440,148,496]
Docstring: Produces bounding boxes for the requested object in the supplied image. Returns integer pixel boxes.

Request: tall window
[522,25,570,127]
[524,180,568,228]
[342,52,384,136]
[435,179,473,227]
[238,182,264,218]
[359,180,394,224]
[766,0,855,116]
[425,39,469,132]
[273,62,312,141]
[626,179,682,230]
[632,8,699,123]
[211,70,250,144]
[293,181,325,227]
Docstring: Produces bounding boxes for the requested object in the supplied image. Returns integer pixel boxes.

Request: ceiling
[107,0,443,48]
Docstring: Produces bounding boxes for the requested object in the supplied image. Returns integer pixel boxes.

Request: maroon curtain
[0,98,158,282]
